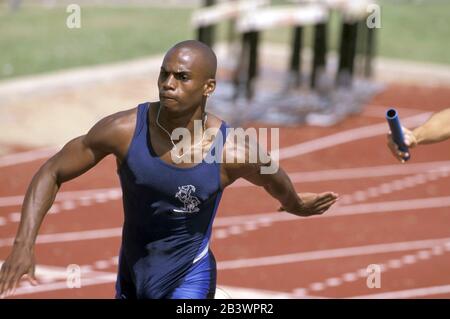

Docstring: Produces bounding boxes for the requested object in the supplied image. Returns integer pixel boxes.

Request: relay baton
[386,108,410,161]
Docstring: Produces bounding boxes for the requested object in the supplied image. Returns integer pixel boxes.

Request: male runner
[0,40,338,299]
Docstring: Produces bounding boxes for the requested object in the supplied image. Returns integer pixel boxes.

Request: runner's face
[158,48,209,113]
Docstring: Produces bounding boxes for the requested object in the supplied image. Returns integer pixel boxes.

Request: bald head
[165,40,217,79]
[158,40,217,113]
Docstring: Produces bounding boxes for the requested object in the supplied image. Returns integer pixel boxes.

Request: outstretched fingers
[6,270,24,298]
[313,192,338,213]
[3,266,20,298]
[0,264,11,298]
[316,192,339,204]
[316,202,335,212]
[0,264,35,298]
[25,267,38,286]
[315,201,336,213]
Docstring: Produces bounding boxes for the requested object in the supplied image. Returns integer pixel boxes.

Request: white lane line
[49,204,60,214]
[10,277,299,299]
[2,196,449,247]
[342,273,358,282]
[215,286,296,299]
[214,196,450,228]
[0,113,431,169]
[61,201,76,211]
[217,237,450,270]
[361,105,429,119]
[0,260,118,297]
[11,274,117,296]
[94,260,113,270]
[0,227,122,247]
[348,284,450,299]
[8,212,21,222]
[0,188,122,207]
[217,165,450,240]
[3,166,448,230]
[278,113,431,159]
[325,277,342,287]
[6,260,449,299]
[2,233,449,275]
[0,146,60,167]
[2,168,448,230]
[3,160,449,207]
[1,259,300,299]
[432,246,445,256]
[309,282,326,292]
[387,259,402,269]
[281,162,450,184]
[4,241,450,298]
[229,161,450,188]
[331,196,450,216]
[12,280,299,299]
[402,255,417,264]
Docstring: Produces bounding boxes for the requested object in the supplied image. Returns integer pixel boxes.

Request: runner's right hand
[0,245,38,298]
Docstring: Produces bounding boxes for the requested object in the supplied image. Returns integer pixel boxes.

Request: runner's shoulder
[205,112,223,130]
[84,106,138,151]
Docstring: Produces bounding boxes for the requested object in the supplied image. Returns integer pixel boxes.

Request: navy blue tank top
[117,102,228,298]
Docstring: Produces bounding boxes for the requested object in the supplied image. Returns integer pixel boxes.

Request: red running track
[1,84,450,299]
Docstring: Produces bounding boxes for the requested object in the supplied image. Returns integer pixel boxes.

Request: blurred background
[1,0,449,80]
[1,0,449,148]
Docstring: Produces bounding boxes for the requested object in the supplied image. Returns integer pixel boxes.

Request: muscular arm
[222,138,338,217]
[0,110,133,297]
[413,108,450,145]
[242,163,299,210]
[15,134,108,250]
[242,163,338,216]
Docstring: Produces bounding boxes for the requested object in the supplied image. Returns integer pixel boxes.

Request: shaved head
[165,40,217,79]
[158,40,217,115]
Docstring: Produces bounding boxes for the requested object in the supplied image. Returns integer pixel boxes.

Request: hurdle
[192,1,381,126]
[191,0,270,48]
[357,3,377,78]
[283,0,377,89]
[196,0,216,47]
[331,0,376,87]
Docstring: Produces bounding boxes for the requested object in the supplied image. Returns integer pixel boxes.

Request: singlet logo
[174,185,201,213]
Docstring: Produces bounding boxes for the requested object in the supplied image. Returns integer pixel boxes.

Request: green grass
[0,5,195,80]
[1,2,449,81]
[376,1,450,64]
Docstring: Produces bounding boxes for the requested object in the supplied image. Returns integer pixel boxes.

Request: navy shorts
[115,251,216,299]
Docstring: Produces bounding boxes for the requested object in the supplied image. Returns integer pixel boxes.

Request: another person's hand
[278,192,338,217]
[386,126,417,163]
[0,245,38,298]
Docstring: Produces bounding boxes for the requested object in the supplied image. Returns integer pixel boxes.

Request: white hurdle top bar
[236,4,329,33]
[288,0,377,21]
[191,0,270,27]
